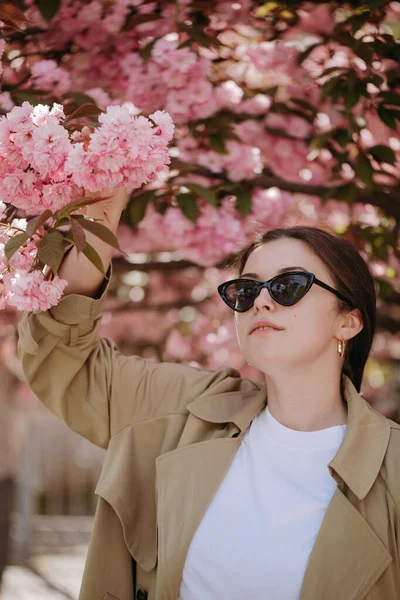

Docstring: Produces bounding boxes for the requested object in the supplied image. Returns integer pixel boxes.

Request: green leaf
[128,191,153,228]
[26,210,53,236]
[126,13,162,28]
[254,2,278,17]
[271,103,314,124]
[53,195,110,219]
[64,103,102,125]
[345,10,370,34]
[209,134,227,154]
[63,92,99,106]
[11,91,49,106]
[375,278,394,300]
[235,189,252,218]
[290,98,317,115]
[139,38,157,62]
[365,0,387,9]
[176,193,197,223]
[297,43,320,64]
[366,74,383,88]
[332,128,352,147]
[36,0,61,21]
[377,91,400,106]
[78,218,121,251]
[344,80,365,111]
[355,154,374,189]
[334,183,358,203]
[367,144,396,165]
[312,131,332,150]
[353,40,374,66]
[70,218,86,253]
[37,231,65,273]
[184,183,217,207]
[216,183,238,193]
[82,243,105,276]
[319,66,347,78]
[321,76,343,102]
[179,24,220,48]
[4,232,30,261]
[371,240,389,262]
[377,106,398,130]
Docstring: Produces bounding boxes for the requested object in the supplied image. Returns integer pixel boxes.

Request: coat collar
[187,375,393,501]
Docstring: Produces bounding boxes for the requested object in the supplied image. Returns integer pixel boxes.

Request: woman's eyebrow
[241,266,306,279]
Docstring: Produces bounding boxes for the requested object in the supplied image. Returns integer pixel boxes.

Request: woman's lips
[250,327,282,335]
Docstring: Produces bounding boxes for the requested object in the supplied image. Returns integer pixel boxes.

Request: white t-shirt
[179,406,346,600]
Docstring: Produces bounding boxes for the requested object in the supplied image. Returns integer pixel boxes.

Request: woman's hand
[58,186,129,297]
[84,186,128,225]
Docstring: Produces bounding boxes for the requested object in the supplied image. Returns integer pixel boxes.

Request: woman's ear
[337,308,363,341]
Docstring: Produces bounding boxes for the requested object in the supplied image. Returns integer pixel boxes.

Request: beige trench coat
[18,284,400,600]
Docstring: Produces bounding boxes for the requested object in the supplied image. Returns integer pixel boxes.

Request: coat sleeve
[17,274,247,449]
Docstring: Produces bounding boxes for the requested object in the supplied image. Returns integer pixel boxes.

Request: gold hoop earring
[337,338,345,358]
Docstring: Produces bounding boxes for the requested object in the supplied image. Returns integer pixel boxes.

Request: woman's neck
[263,370,348,432]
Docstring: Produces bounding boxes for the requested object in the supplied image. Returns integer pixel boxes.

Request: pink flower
[29,121,71,178]
[297,5,335,35]
[0,170,42,212]
[41,181,78,211]
[245,187,292,233]
[31,103,65,126]
[66,105,173,193]
[87,87,114,110]
[3,270,67,312]
[30,59,71,96]
[151,110,175,143]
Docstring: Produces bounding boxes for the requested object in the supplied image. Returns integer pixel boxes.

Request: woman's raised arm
[58,186,128,298]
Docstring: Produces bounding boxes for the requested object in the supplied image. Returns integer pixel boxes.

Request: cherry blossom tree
[0,2,399,573]
[0,0,399,384]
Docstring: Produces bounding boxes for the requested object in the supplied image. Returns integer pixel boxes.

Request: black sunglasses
[218,270,353,313]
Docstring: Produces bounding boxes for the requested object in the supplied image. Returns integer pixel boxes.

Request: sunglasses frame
[218,270,353,313]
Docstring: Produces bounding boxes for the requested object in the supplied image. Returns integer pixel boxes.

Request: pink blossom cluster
[138,187,291,266]
[0,102,174,212]
[137,198,244,266]
[0,270,68,312]
[121,38,218,123]
[0,102,80,214]
[235,119,328,184]
[30,60,72,97]
[0,220,67,312]
[0,100,174,311]
[66,106,174,192]
[178,135,263,181]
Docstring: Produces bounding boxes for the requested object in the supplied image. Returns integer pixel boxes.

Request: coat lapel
[154,387,267,600]
[155,437,242,600]
[299,488,392,600]
[154,377,394,600]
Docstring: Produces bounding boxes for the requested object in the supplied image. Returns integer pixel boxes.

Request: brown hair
[233,226,376,394]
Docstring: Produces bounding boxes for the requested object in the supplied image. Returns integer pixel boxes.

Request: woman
[18,189,400,600]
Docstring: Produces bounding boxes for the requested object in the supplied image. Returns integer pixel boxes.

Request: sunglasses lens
[223,280,258,311]
[271,273,311,306]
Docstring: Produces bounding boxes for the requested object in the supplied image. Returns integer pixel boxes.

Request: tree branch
[252,173,400,221]
[169,160,400,222]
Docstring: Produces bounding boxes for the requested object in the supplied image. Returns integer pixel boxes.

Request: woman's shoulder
[379,416,400,507]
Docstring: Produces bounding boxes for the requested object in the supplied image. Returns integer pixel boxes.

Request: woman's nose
[253,286,275,312]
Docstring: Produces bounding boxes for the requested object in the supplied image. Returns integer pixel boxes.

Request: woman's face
[234,238,353,373]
